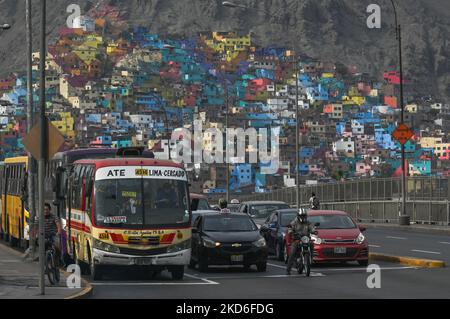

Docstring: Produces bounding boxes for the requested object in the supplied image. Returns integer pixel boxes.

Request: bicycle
[44,237,60,285]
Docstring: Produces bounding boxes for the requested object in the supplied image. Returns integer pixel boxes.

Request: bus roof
[53,147,154,164]
[74,158,184,169]
[4,156,29,164]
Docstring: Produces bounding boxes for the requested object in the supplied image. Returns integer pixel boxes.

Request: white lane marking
[91,281,217,286]
[439,242,450,245]
[320,266,417,271]
[268,262,416,272]
[91,274,219,286]
[369,244,381,248]
[411,249,441,255]
[386,236,407,240]
[0,259,20,263]
[203,273,326,279]
[267,262,287,269]
[184,273,219,285]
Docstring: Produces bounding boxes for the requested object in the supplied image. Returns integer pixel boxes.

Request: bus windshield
[95,178,189,228]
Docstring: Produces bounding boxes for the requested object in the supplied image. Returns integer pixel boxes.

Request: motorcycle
[292,231,317,277]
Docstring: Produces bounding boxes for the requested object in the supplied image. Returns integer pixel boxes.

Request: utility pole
[26,0,37,260]
[225,82,230,202]
[398,23,408,224]
[390,0,408,225]
[38,0,47,295]
[294,49,300,209]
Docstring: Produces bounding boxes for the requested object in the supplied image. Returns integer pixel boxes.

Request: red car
[286,210,368,266]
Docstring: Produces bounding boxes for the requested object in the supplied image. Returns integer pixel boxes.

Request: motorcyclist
[218,198,230,214]
[286,208,315,275]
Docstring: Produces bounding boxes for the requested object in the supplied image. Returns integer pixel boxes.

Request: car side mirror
[359,225,366,232]
[314,222,320,227]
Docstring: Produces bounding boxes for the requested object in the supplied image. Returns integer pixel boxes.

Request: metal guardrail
[237,177,450,225]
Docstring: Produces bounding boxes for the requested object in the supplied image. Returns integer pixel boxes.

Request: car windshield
[250,204,289,219]
[95,178,189,228]
[228,204,240,213]
[308,215,356,229]
[280,213,297,226]
[196,198,210,210]
[203,215,257,232]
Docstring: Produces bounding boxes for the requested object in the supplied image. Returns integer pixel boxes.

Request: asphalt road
[88,228,450,299]
[365,229,450,263]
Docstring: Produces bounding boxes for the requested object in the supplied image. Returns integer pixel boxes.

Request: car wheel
[276,241,286,261]
[284,242,288,264]
[90,253,103,281]
[358,260,369,267]
[170,266,184,280]
[256,262,267,272]
[198,258,209,272]
[188,258,196,269]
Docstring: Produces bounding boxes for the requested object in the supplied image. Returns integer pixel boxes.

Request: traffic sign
[22,118,65,160]
[392,123,414,145]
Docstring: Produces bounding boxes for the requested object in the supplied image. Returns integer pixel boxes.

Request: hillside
[0,0,449,101]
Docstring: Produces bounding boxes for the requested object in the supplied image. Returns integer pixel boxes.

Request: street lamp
[0,23,11,30]
[389,0,408,225]
[221,1,302,208]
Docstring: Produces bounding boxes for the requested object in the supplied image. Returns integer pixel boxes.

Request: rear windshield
[250,204,290,219]
[280,213,297,226]
[203,215,257,232]
[308,215,356,229]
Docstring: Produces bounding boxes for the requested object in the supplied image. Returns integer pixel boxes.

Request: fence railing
[236,177,450,226]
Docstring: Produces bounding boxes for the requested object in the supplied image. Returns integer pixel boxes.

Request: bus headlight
[167,240,191,253]
[93,239,120,254]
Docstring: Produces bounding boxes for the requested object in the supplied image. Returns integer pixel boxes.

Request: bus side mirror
[55,167,66,200]
[86,179,93,197]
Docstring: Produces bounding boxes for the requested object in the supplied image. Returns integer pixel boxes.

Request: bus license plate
[231,255,243,262]
[135,258,153,265]
[334,247,346,254]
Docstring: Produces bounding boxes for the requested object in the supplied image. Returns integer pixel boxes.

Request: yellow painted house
[52,112,75,139]
[83,35,103,49]
[73,45,98,65]
[205,32,251,62]
[341,95,365,106]
[419,137,442,148]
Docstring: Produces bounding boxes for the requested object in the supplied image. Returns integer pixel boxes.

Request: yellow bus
[62,157,191,281]
[0,156,30,247]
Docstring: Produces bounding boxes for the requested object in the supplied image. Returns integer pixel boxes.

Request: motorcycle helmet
[218,198,228,209]
[297,208,308,222]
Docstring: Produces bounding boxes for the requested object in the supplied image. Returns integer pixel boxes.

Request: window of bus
[94,178,189,228]
[143,179,189,226]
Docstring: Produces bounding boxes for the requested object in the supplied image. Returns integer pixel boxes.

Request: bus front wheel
[170,266,184,280]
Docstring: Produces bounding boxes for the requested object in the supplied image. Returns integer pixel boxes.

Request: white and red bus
[64,157,191,280]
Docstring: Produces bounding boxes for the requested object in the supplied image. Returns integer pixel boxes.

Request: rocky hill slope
[0,0,449,101]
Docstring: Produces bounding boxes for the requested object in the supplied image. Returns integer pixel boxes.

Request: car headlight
[301,236,310,244]
[253,237,266,247]
[311,234,322,245]
[356,233,365,244]
[203,238,220,248]
[93,238,120,253]
[167,240,191,253]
